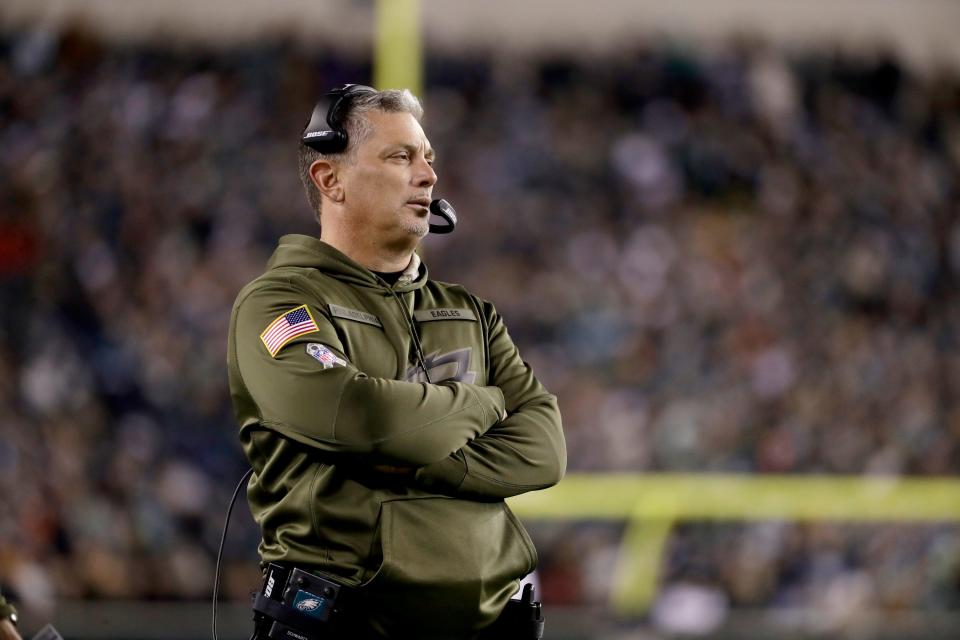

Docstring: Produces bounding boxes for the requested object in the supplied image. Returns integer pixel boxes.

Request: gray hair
[298,88,424,224]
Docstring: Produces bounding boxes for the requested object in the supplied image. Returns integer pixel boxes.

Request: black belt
[251,563,544,640]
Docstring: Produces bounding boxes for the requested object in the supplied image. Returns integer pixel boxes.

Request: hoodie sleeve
[229,280,505,467]
[413,299,566,500]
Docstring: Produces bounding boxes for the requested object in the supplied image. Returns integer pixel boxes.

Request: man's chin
[402,220,430,238]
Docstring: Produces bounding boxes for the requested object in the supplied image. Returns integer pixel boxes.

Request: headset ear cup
[303,128,348,154]
[303,101,328,139]
[301,92,346,153]
[301,84,375,154]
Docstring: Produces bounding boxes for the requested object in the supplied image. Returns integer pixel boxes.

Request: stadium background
[1,0,959,638]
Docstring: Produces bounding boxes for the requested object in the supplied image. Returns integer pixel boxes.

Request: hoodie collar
[266,234,428,292]
[397,252,421,287]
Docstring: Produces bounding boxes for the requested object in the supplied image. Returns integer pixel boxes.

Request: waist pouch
[252,564,356,640]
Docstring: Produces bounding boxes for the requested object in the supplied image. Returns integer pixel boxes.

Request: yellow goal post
[507,473,960,615]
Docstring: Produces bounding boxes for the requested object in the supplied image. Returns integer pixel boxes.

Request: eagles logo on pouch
[306,343,347,369]
[296,598,322,612]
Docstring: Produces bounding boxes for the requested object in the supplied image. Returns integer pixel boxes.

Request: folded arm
[414,300,566,500]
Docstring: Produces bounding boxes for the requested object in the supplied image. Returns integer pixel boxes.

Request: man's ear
[309,159,344,203]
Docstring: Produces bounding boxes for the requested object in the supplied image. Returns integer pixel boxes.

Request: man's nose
[414,158,437,188]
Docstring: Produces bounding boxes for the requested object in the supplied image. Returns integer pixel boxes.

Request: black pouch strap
[252,593,331,637]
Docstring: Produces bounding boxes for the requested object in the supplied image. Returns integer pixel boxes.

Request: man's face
[339,110,437,246]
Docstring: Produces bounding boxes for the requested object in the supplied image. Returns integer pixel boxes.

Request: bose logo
[304,131,333,138]
[264,575,275,598]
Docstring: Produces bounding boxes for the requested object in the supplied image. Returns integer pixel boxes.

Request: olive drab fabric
[227,235,565,639]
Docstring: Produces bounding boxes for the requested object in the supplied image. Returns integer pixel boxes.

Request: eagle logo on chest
[404,348,476,384]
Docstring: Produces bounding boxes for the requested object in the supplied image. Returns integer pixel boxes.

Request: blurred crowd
[0,23,958,633]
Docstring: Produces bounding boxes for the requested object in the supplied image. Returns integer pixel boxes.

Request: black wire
[213,467,254,640]
[386,287,432,384]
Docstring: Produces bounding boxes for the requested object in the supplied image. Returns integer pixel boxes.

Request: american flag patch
[260,305,320,357]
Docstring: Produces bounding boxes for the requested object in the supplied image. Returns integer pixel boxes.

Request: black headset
[301,84,458,234]
[302,83,372,154]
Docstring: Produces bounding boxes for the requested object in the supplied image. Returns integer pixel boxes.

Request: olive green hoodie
[227,235,565,638]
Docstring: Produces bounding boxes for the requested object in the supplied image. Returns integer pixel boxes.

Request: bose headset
[301,83,458,234]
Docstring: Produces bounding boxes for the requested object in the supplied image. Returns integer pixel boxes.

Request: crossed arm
[233,286,565,500]
[413,300,566,500]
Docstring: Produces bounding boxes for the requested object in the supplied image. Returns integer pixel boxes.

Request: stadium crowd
[0,23,958,633]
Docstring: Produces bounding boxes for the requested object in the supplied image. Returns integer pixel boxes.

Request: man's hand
[0,619,22,640]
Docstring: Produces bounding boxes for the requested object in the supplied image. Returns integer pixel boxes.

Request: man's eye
[393,153,410,161]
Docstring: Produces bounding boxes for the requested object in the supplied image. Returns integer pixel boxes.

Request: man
[226,85,565,639]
